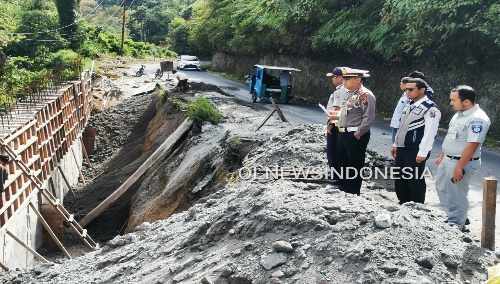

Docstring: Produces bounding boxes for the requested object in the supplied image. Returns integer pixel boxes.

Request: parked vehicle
[248,65,301,103]
[177,55,201,70]
[135,65,146,77]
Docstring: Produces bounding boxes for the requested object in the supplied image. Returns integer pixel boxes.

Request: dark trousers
[394,147,428,204]
[335,131,370,195]
[326,125,339,174]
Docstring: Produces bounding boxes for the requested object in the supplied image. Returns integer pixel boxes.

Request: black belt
[446,155,479,161]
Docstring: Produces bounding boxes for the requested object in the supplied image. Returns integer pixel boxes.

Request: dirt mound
[6,122,498,284]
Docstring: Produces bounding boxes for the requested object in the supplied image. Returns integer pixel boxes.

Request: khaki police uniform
[435,105,490,228]
[393,97,441,204]
[326,84,348,172]
[335,83,376,195]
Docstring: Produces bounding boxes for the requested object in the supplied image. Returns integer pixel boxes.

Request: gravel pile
[81,92,156,181]
[2,118,498,283]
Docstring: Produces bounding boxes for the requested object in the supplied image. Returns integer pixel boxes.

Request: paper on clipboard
[318,103,330,116]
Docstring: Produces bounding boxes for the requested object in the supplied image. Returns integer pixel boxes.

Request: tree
[54,0,79,48]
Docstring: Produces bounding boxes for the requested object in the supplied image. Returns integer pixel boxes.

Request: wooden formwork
[0,70,95,269]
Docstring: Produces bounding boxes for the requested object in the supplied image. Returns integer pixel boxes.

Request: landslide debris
[4,84,498,284]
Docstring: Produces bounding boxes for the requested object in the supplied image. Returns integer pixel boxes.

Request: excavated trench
[62,83,259,245]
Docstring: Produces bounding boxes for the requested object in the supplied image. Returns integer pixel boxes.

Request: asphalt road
[141,63,500,245]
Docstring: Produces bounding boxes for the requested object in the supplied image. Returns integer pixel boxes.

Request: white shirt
[442,105,490,158]
[176,72,188,80]
[390,92,410,128]
[326,84,348,110]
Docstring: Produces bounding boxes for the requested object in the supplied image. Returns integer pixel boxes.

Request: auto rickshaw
[248,65,301,104]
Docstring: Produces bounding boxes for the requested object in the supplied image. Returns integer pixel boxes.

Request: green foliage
[185,96,222,126]
[172,98,189,110]
[200,63,211,71]
[6,0,65,57]
[54,0,79,48]
[188,0,500,60]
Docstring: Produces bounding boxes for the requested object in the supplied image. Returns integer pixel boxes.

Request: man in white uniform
[435,85,490,231]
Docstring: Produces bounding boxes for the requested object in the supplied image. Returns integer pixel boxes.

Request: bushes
[173,96,222,126]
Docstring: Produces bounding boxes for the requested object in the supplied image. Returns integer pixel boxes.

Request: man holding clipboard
[329,67,375,195]
[324,67,348,182]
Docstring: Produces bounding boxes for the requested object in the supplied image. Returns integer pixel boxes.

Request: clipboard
[318,103,330,116]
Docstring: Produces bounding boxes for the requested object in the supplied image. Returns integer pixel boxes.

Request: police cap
[326,67,344,77]
[341,67,370,78]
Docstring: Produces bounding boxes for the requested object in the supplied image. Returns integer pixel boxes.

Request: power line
[9,0,108,36]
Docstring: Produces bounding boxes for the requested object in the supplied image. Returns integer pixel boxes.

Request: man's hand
[390,147,397,158]
[435,153,444,167]
[415,156,426,163]
[327,114,338,120]
[354,134,361,140]
[452,166,465,183]
[326,124,334,134]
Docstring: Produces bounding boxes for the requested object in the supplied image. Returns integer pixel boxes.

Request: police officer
[331,67,375,195]
[408,71,435,101]
[325,67,348,180]
[435,85,490,231]
[391,78,441,204]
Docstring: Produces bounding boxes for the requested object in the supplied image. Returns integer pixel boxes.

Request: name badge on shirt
[451,131,457,140]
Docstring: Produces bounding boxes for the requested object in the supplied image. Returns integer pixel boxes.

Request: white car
[177,55,201,70]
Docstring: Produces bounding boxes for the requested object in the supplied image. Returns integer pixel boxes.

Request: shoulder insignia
[359,93,367,105]
[471,124,483,134]
[429,110,436,118]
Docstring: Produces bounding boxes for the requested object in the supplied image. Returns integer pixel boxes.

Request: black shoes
[443,218,470,225]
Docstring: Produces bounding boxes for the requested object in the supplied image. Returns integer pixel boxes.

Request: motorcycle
[135,65,146,77]
[155,68,163,79]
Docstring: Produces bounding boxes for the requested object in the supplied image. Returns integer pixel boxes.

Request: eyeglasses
[405,88,417,92]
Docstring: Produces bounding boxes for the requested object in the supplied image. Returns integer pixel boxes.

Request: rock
[295,249,306,259]
[442,253,460,269]
[135,222,151,232]
[220,266,233,278]
[272,270,284,278]
[381,264,398,273]
[243,242,254,251]
[416,254,436,269]
[375,214,391,228]
[260,253,288,270]
[272,241,293,253]
[357,215,368,223]
[386,205,399,212]
[270,278,281,284]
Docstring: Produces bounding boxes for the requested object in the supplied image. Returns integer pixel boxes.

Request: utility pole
[120,0,127,57]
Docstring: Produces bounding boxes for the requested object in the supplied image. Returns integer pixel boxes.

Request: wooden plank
[6,230,48,264]
[270,97,287,122]
[79,118,193,227]
[481,177,497,250]
[0,260,9,271]
[57,167,75,197]
[28,202,71,259]
[255,110,276,132]
[71,148,85,185]
[2,119,37,144]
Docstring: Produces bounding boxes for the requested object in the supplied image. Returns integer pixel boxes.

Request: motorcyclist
[136,65,145,77]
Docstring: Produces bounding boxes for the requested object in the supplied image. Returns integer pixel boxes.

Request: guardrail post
[481,177,497,250]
